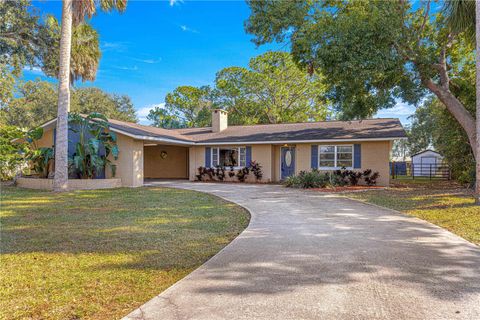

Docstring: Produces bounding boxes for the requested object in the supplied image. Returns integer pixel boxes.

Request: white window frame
[318,145,354,170]
[211,146,246,168]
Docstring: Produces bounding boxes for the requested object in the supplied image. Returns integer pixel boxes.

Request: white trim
[109,128,195,145]
[318,144,354,170]
[209,146,247,168]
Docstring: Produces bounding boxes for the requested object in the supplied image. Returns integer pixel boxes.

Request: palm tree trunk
[53,0,73,192]
[476,0,480,201]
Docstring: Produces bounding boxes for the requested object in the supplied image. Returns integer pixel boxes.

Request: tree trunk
[476,0,480,199]
[53,0,73,192]
[423,79,477,157]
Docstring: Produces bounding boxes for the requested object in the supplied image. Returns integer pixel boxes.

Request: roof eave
[195,136,406,146]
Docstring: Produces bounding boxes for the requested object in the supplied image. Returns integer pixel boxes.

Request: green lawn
[0,186,249,320]
[345,180,480,245]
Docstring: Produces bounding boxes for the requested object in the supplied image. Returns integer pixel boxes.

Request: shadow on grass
[132,181,480,305]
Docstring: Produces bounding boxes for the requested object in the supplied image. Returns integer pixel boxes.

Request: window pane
[219,148,238,167]
[320,160,335,167]
[337,160,353,168]
[212,148,218,167]
[337,146,352,153]
[337,153,353,160]
[320,146,335,153]
[320,153,335,160]
[239,147,246,166]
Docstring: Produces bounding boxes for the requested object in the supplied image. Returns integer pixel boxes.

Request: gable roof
[411,149,443,158]
[39,117,407,145]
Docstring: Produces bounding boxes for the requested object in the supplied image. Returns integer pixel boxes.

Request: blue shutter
[246,146,252,166]
[205,147,211,167]
[311,145,318,169]
[354,144,361,169]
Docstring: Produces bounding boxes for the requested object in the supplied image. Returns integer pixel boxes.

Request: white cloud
[137,103,165,125]
[22,66,43,75]
[133,57,162,64]
[180,25,199,33]
[101,41,129,52]
[113,65,138,71]
[170,0,183,6]
[375,102,416,117]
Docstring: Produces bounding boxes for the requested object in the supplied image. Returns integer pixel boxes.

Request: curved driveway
[125,181,480,320]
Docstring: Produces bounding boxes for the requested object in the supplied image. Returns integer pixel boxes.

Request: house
[411,149,444,177]
[34,110,407,187]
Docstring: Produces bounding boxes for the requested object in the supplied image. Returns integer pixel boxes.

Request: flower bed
[196,161,264,183]
[16,177,122,190]
[284,168,380,189]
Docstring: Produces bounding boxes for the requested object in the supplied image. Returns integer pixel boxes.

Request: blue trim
[246,146,252,166]
[354,144,361,169]
[311,145,318,169]
[205,147,211,167]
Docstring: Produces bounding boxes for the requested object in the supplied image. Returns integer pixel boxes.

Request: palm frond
[443,0,475,43]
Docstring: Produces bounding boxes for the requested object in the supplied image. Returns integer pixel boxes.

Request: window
[319,145,353,169]
[212,147,246,167]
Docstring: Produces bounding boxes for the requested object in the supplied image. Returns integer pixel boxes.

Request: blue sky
[23,0,415,125]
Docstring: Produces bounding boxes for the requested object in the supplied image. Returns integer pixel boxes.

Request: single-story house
[35,109,407,187]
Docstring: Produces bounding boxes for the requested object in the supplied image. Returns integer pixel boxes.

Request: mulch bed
[310,186,385,193]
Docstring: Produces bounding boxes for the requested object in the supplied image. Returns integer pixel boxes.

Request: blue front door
[281,147,295,179]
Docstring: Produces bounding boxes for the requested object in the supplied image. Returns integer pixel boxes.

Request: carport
[143,143,189,179]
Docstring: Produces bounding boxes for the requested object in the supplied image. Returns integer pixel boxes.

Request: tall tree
[214,52,327,124]
[0,0,50,107]
[3,80,137,128]
[245,1,476,184]
[41,16,101,83]
[162,86,213,127]
[442,0,478,194]
[54,0,126,191]
[147,106,185,129]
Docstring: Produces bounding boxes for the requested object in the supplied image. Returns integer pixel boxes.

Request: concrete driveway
[125,181,480,320]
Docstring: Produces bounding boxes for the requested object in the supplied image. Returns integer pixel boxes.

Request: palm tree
[53,0,126,191]
[443,0,478,199]
[42,16,101,84]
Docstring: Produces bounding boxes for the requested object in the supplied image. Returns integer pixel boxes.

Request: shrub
[236,167,250,182]
[285,168,380,189]
[347,171,363,186]
[249,161,263,180]
[284,170,328,188]
[363,169,380,185]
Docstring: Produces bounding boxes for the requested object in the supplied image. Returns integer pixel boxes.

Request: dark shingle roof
[108,118,406,144]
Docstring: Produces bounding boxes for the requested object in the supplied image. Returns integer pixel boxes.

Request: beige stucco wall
[144,145,188,179]
[106,134,144,187]
[293,141,391,186]
[36,128,54,148]
[189,142,392,185]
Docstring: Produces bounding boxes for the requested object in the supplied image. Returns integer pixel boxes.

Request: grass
[344,179,480,245]
[0,185,249,320]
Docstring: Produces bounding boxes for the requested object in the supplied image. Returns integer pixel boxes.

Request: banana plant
[68,112,119,179]
[24,127,54,178]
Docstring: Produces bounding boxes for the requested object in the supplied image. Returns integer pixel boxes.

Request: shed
[411,150,443,176]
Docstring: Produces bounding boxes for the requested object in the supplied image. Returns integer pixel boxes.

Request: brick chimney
[212,109,228,132]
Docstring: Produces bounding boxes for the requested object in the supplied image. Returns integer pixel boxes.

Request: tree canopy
[2,80,137,128]
[246,1,476,153]
[149,51,328,128]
